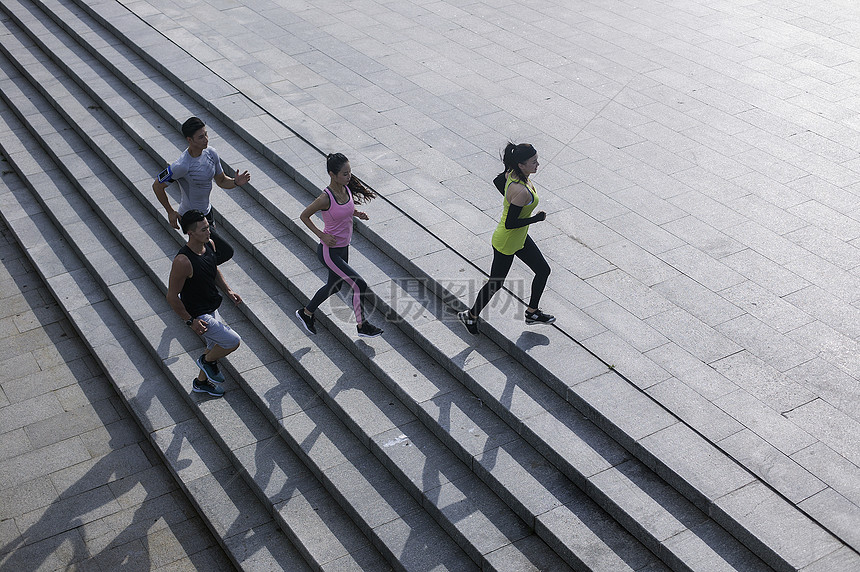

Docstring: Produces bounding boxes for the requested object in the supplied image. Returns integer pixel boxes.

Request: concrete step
[0,70,405,572]
[5,0,858,570]
[0,120,313,572]
[0,18,573,572]
[0,45,492,572]
[0,7,684,572]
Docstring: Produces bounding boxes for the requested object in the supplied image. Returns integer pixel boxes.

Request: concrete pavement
[0,215,232,571]
[4,0,860,567]
[119,0,860,539]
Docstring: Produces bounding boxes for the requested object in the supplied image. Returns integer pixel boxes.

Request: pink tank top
[320,185,354,247]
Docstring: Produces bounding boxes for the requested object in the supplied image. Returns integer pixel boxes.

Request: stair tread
[6,0,857,568]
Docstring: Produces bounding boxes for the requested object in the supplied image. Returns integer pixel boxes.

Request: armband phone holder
[157,166,173,183]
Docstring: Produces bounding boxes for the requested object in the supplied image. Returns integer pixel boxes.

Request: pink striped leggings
[305,244,369,325]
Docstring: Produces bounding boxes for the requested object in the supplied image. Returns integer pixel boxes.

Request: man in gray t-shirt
[152,116,250,263]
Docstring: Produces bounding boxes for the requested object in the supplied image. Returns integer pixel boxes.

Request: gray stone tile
[0,427,30,460]
[710,351,818,413]
[652,274,744,327]
[374,510,474,571]
[324,452,419,530]
[585,269,673,320]
[523,401,630,480]
[579,331,670,389]
[798,546,860,572]
[151,419,230,483]
[645,378,743,442]
[582,299,668,352]
[282,405,369,472]
[661,216,744,260]
[660,519,773,572]
[715,313,817,372]
[427,473,533,559]
[0,517,20,554]
[537,498,656,572]
[466,353,567,427]
[474,437,579,525]
[0,528,87,571]
[786,251,860,303]
[645,308,742,364]
[785,399,860,468]
[186,465,274,539]
[730,194,806,235]
[0,392,65,434]
[371,421,468,495]
[595,238,680,287]
[424,385,520,460]
[0,475,57,521]
[786,224,860,271]
[25,398,122,450]
[638,422,754,507]
[589,459,707,548]
[15,483,121,541]
[791,441,860,507]
[570,372,677,450]
[605,211,685,255]
[784,285,860,339]
[786,320,860,382]
[482,534,576,572]
[713,481,842,570]
[659,245,746,292]
[275,486,376,568]
[723,221,808,267]
[666,190,745,231]
[718,429,825,503]
[720,280,814,334]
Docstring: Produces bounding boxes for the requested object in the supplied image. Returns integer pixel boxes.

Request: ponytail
[348,174,376,205]
[494,142,536,194]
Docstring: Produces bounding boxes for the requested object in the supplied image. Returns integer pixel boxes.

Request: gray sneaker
[193,378,225,397]
[196,354,225,383]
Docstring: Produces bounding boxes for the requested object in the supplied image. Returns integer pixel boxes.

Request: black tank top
[178,242,222,317]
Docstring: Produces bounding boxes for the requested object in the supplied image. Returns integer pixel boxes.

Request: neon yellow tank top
[491,173,538,255]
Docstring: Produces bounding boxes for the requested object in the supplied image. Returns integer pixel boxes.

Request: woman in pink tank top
[294,153,384,338]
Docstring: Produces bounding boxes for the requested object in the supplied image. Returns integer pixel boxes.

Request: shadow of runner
[0,246,232,570]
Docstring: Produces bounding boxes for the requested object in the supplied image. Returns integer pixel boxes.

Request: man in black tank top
[166,210,243,397]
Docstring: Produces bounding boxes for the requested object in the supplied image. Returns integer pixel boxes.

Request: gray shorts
[197,309,241,350]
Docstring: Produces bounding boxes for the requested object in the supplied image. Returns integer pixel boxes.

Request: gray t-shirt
[166,147,223,216]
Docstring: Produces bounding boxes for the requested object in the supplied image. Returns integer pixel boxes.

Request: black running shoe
[458,310,479,335]
[193,378,225,397]
[295,308,317,335]
[525,309,556,325]
[357,321,383,338]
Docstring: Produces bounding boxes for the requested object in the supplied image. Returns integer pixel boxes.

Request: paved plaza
[3,0,860,568]
[127,0,860,533]
[0,216,231,570]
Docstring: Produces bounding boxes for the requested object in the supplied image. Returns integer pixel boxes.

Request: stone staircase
[0,0,856,570]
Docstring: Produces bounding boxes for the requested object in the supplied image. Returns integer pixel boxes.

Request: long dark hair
[493,142,536,194]
[327,153,376,205]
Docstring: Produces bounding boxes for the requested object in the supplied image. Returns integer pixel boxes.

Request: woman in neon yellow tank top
[459,143,555,335]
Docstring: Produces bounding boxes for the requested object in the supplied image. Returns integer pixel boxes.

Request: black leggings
[206,210,234,264]
[471,235,551,316]
[306,244,370,325]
